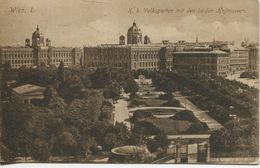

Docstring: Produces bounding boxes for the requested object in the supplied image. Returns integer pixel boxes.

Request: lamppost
[175,137,182,164]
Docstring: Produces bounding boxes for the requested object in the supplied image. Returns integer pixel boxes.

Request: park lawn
[128,98,167,108]
[141,98,167,107]
[143,118,192,135]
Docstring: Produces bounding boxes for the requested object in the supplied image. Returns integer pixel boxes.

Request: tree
[88,121,110,145]
[105,81,121,102]
[99,103,114,123]
[158,93,173,100]
[124,79,139,98]
[131,110,153,123]
[186,122,209,133]
[44,86,67,114]
[2,101,37,155]
[58,131,77,156]
[83,75,93,88]
[161,99,181,107]
[160,79,177,95]
[109,122,130,146]
[57,61,65,83]
[103,133,119,151]
[39,67,58,86]
[77,134,97,157]
[90,68,112,88]
[31,138,50,162]
[147,132,169,153]
[68,74,85,100]
[171,110,200,123]
[210,119,258,156]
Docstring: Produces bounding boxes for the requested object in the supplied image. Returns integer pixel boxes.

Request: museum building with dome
[0,26,83,69]
[84,21,174,71]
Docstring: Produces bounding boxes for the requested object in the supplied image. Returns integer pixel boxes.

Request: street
[174,92,224,131]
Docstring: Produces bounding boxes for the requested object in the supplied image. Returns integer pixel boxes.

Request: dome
[127,21,142,44]
[32,25,45,47]
[128,21,142,34]
[32,25,44,38]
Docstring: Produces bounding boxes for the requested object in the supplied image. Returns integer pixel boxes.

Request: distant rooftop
[174,50,228,54]
[12,84,46,95]
[95,43,165,47]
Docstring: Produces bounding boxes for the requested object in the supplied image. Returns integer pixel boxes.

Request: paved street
[226,73,259,89]
[113,94,131,129]
[129,106,186,112]
[174,92,224,131]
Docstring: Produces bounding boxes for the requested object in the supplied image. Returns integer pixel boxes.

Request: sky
[0,0,259,47]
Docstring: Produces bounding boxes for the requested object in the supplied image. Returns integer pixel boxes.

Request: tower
[25,38,30,47]
[46,38,51,47]
[144,35,151,44]
[119,35,125,45]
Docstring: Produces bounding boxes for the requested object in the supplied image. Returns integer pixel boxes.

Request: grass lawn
[142,98,167,106]
[128,98,167,108]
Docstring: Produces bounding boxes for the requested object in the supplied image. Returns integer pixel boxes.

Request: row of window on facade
[230,53,249,58]
[51,59,71,63]
[174,59,217,64]
[52,53,72,57]
[87,62,129,67]
[230,66,247,70]
[184,65,217,70]
[4,53,33,59]
[40,52,72,58]
[218,59,229,64]
[218,71,228,76]
[86,54,160,61]
[10,59,37,64]
[2,52,72,59]
[86,50,129,55]
[11,60,71,67]
[87,55,129,61]
[133,61,159,68]
[230,60,249,64]
[132,54,159,60]
[218,65,229,70]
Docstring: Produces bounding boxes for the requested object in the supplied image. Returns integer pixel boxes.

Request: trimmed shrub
[171,110,200,123]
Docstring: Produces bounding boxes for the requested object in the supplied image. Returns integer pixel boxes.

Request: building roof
[166,134,211,139]
[127,21,142,34]
[150,134,211,143]
[32,25,44,38]
[233,46,249,51]
[174,50,228,55]
[12,84,46,96]
[85,43,165,49]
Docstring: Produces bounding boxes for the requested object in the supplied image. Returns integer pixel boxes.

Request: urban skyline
[0,0,258,47]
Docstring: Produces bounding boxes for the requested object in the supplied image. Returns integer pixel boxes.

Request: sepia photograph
[0,0,259,165]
